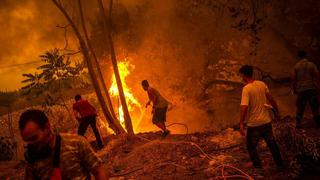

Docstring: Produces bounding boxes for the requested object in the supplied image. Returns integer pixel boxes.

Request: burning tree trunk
[51,0,125,135]
[77,0,117,120]
[97,0,134,135]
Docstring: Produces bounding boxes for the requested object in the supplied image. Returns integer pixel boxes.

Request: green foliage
[21,72,45,92]
[37,48,85,81]
[21,48,88,95]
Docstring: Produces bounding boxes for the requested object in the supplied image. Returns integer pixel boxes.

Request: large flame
[109,60,142,128]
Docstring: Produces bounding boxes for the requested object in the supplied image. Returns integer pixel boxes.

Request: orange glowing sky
[0,0,170,91]
[0,0,69,91]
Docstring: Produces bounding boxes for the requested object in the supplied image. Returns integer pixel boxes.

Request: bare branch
[62,50,81,56]
[56,24,70,50]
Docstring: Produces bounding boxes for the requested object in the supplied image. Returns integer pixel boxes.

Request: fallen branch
[56,24,70,50]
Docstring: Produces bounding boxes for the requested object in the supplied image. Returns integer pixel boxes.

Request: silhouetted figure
[141,80,170,137]
[239,65,283,170]
[73,94,103,149]
[20,109,108,179]
[291,50,320,128]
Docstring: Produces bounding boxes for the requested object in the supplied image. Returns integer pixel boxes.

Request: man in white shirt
[239,65,283,169]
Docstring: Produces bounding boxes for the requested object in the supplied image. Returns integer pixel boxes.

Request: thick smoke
[0,0,68,90]
[0,0,318,132]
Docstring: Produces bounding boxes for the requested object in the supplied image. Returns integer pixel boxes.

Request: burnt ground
[98,131,287,180]
[1,117,320,180]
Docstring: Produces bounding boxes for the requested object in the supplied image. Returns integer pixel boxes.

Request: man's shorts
[152,106,168,124]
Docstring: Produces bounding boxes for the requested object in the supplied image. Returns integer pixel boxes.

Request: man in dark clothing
[73,94,103,149]
[291,50,320,128]
[141,80,170,137]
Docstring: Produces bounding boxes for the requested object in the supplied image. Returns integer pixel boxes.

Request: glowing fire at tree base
[109,59,143,131]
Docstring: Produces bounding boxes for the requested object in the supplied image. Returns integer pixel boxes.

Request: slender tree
[97,0,134,135]
[77,0,117,120]
[51,0,125,134]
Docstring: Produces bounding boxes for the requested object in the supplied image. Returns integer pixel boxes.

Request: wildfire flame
[109,60,141,128]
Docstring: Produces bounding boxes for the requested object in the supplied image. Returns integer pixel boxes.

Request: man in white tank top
[239,65,283,169]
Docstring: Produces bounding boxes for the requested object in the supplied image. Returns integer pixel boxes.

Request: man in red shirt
[73,94,103,149]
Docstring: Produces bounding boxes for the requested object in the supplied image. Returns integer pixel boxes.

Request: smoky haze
[0,0,314,132]
[0,0,69,91]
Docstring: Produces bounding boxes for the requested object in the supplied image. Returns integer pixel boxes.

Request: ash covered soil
[1,117,320,180]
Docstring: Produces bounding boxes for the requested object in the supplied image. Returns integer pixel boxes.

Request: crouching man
[20,109,108,180]
[141,80,170,137]
[239,65,284,170]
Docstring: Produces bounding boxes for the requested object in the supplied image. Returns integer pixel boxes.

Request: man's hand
[240,105,248,136]
[239,123,245,136]
[145,101,151,108]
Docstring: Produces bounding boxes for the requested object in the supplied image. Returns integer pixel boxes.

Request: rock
[182,156,187,160]
[190,136,199,142]
[209,154,234,166]
[210,128,243,149]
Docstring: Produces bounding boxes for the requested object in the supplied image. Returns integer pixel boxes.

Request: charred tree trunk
[97,0,134,135]
[51,0,125,135]
[77,0,117,120]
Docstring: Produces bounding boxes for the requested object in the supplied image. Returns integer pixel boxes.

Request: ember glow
[109,60,142,129]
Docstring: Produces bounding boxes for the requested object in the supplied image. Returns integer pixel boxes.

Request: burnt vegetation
[0,0,320,179]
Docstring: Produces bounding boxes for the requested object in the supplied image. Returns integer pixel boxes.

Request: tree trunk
[77,0,117,120]
[51,0,125,135]
[97,0,134,135]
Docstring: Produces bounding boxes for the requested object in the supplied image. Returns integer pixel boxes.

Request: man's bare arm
[266,92,280,119]
[73,110,81,120]
[147,89,158,108]
[291,70,297,93]
[239,105,248,136]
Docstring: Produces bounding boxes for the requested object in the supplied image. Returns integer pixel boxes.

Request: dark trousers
[296,89,320,125]
[78,115,103,147]
[246,123,283,168]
